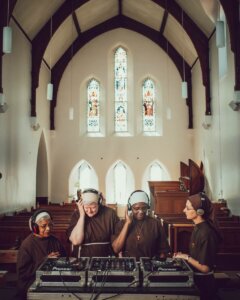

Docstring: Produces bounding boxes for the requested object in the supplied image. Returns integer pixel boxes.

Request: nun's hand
[48,251,60,258]
[125,205,133,225]
[76,199,85,216]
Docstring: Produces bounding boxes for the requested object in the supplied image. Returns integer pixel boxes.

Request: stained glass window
[114,47,127,132]
[87,79,100,132]
[142,78,156,132]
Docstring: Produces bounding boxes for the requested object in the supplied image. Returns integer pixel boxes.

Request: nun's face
[183,200,197,220]
[132,202,148,220]
[37,218,53,238]
[83,203,99,217]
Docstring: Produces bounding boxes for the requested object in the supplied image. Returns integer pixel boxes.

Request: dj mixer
[87,257,139,287]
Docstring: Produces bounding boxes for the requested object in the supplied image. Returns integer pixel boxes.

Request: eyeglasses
[132,206,148,212]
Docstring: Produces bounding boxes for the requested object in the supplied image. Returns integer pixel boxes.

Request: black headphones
[127,190,150,211]
[82,188,103,205]
[29,209,52,234]
[196,192,207,216]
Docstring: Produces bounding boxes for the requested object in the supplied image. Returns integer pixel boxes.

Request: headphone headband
[82,188,103,205]
[127,190,150,211]
[29,209,52,234]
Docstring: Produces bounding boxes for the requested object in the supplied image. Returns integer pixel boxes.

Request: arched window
[106,160,134,205]
[149,162,163,180]
[69,160,98,200]
[114,47,128,132]
[87,78,100,132]
[142,78,155,132]
[114,161,127,204]
[142,161,170,196]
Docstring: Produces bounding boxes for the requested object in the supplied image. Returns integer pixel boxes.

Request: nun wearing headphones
[112,190,170,260]
[67,188,120,258]
[173,192,222,300]
[16,209,66,299]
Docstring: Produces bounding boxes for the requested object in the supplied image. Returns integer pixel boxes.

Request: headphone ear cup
[98,192,103,205]
[196,208,205,216]
[128,203,131,211]
[147,194,150,209]
[32,222,39,234]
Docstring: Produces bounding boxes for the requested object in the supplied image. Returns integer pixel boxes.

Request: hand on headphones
[76,199,85,216]
[125,205,133,225]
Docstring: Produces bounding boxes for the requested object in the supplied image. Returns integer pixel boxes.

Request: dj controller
[140,257,194,287]
[35,257,193,288]
[36,257,89,287]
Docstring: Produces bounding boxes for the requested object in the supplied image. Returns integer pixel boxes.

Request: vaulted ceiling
[1,0,239,129]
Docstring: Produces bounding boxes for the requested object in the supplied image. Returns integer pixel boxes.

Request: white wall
[191,26,240,214]
[0,21,39,213]
[50,29,194,203]
[1,24,239,216]
[0,21,52,213]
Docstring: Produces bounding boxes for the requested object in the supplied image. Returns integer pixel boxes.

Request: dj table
[28,284,199,300]
[27,257,200,300]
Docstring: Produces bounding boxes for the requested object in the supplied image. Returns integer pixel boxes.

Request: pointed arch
[87,78,100,132]
[68,160,98,200]
[142,160,171,196]
[114,46,128,132]
[105,160,134,204]
[36,131,49,205]
[142,78,156,132]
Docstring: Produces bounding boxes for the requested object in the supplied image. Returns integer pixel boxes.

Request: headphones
[29,209,52,234]
[127,190,150,211]
[82,188,103,205]
[196,192,207,216]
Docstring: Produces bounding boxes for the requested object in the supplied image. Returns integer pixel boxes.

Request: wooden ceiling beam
[160,10,168,35]
[219,0,240,90]
[72,11,81,35]
[31,0,89,116]
[152,0,211,115]
[50,15,193,130]
[30,0,203,126]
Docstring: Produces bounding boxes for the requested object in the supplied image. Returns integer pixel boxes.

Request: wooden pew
[0,249,18,286]
[0,250,18,264]
[0,205,75,256]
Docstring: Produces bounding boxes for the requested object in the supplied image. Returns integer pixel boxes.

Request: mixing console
[88,257,139,287]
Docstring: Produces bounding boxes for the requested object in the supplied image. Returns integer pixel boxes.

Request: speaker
[196,192,207,216]
[29,209,52,234]
[82,188,103,205]
[127,190,150,211]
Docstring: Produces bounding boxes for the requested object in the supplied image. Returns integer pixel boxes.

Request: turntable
[36,257,89,287]
[140,257,194,287]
